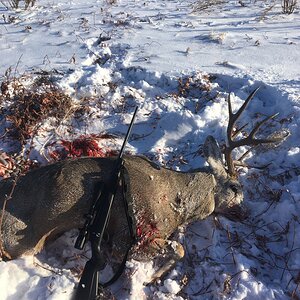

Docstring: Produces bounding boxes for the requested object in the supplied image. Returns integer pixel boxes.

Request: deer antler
[224,87,284,177]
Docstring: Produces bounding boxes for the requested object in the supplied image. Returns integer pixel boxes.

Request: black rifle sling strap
[99,165,136,289]
[120,164,136,241]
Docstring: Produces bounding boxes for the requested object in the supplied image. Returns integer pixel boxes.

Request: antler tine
[227,87,260,144]
[233,87,260,124]
[227,93,233,117]
[230,112,280,149]
[246,113,280,145]
[227,93,234,139]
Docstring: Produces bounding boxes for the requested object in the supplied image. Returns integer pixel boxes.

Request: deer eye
[230,185,238,194]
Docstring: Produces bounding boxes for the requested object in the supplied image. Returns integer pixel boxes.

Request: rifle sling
[98,165,136,289]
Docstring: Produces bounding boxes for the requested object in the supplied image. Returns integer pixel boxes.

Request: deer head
[203,135,243,214]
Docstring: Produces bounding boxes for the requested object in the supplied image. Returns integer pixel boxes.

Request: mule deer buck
[0,88,284,284]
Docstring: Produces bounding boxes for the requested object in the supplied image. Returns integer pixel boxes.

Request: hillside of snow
[0,0,299,299]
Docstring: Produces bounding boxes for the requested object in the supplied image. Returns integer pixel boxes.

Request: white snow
[0,0,299,299]
[164,278,182,294]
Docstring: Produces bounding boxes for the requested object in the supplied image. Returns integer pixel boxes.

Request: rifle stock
[74,260,99,300]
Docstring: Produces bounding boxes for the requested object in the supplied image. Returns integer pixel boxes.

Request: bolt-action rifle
[73,106,138,300]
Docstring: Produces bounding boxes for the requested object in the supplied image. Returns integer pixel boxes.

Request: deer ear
[203,136,227,179]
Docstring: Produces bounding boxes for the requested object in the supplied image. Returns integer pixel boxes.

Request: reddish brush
[0,153,14,178]
[0,153,39,179]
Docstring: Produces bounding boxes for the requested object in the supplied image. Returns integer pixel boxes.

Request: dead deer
[0,88,284,283]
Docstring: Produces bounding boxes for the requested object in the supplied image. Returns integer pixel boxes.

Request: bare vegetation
[0,76,72,147]
[1,0,36,9]
[282,0,297,13]
[192,0,226,12]
[192,0,297,15]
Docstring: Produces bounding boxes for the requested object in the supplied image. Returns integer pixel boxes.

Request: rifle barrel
[118,106,138,160]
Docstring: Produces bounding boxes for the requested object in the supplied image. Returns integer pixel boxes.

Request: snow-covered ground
[0,0,299,299]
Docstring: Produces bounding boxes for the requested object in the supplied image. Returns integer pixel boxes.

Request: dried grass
[0,76,73,146]
[192,0,226,12]
[0,0,36,9]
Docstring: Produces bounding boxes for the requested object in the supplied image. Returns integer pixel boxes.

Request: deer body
[0,155,215,258]
[0,135,244,264]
